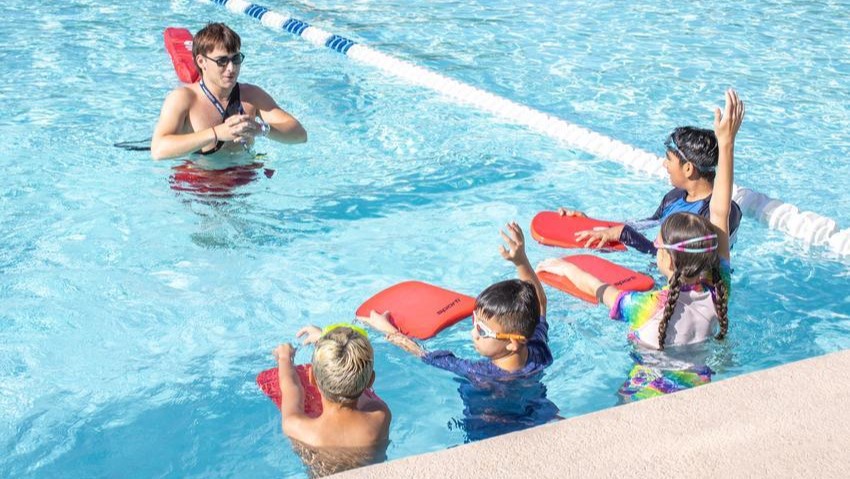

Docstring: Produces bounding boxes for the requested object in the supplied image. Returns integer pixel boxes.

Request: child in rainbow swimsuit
[538,89,744,400]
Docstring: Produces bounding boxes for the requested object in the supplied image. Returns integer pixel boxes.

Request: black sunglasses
[203,52,245,67]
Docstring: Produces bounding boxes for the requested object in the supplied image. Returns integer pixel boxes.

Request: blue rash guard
[421,317,559,442]
[619,188,743,254]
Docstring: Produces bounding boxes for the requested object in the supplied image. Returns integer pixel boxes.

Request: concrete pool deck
[335,349,850,478]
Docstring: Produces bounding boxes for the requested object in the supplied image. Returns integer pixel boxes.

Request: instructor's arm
[247,85,307,144]
[151,89,218,160]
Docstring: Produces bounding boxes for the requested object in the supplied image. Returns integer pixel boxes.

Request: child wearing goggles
[272,323,390,476]
[554,92,744,255]
[359,223,559,440]
[360,222,550,375]
[539,89,744,352]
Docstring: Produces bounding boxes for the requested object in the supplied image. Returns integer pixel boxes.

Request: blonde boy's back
[284,327,390,452]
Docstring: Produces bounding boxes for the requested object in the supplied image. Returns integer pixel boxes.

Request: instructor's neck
[201,77,234,102]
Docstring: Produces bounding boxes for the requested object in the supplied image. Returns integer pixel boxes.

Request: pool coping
[333,348,850,478]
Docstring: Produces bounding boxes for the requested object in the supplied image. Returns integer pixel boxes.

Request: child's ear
[506,338,520,353]
[367,370,376,388]
[683,162,698,180]
[661,250,675,273]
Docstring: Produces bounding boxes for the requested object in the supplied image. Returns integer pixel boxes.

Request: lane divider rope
[198,0,850,257]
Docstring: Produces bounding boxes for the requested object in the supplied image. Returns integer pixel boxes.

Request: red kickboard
[256,364,378,417]
[164,27,199,83]
[257,364,322,417]
[530,211,626,251]
[355,281,475,339]
[538,254,654,304]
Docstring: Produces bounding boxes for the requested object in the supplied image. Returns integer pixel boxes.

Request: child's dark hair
[474,279,540,338]
[657,213,729,350]
[665,126,719,182]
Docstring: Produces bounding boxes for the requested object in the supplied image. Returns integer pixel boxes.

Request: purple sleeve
[422,350,477,376]
[619,224,658,254]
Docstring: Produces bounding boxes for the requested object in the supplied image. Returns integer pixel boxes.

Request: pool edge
[333,348,850,478]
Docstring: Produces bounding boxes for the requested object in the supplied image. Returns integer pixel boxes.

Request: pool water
[2,0,849,477]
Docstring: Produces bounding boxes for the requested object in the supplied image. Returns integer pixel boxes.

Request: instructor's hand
[214,114,256,142]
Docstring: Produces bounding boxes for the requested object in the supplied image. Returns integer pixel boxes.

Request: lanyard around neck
[199,79,243,119]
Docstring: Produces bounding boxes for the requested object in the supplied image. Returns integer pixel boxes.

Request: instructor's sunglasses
[203,52,245,67]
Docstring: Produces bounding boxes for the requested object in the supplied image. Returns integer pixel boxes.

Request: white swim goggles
[654,234,718,254]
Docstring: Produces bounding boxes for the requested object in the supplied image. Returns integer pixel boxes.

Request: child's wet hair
[192,23,242,69]
[657,213,729,349]
[311,327,374,404]
[666,126,719,182]
[474,279,540,338]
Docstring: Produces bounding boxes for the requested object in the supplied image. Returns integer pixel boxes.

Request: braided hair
[656,212,729,350]
[712,265,730,340]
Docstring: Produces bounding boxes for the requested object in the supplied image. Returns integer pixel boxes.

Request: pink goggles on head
[654,234,718,253]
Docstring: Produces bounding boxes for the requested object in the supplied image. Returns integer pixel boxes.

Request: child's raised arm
[710,89,745,262]
[500,222,547,317]
[358,310,426,357]
[273,343,309,434]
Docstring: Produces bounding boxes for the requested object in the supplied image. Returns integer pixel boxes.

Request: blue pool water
[2,0,850,477]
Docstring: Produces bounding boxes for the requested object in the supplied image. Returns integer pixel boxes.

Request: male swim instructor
[151,23,306,160]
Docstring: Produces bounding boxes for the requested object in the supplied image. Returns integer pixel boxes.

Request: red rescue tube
[164,27,199,83]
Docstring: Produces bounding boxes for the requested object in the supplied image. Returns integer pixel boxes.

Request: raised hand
[714,88,745,147]
[499,221,529,266]
[272,343,296,362]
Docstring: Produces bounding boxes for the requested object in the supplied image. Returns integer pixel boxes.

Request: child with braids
[538,89,743,398]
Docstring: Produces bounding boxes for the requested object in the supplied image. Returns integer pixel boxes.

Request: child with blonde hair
[273,324,390,476]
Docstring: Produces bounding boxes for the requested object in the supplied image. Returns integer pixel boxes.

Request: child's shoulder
[347,400,392,446]
[282,413,322,446]
[358,390,391,415]
[610,288,669,324]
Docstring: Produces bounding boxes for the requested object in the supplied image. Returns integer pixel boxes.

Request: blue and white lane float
[199,0,850,257]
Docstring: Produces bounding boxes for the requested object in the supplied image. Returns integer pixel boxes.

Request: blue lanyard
[199,79,243,119]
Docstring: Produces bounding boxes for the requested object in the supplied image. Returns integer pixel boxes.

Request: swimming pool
[2,0,849,477]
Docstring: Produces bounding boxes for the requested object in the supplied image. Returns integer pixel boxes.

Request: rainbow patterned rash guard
[609,259,731,350]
